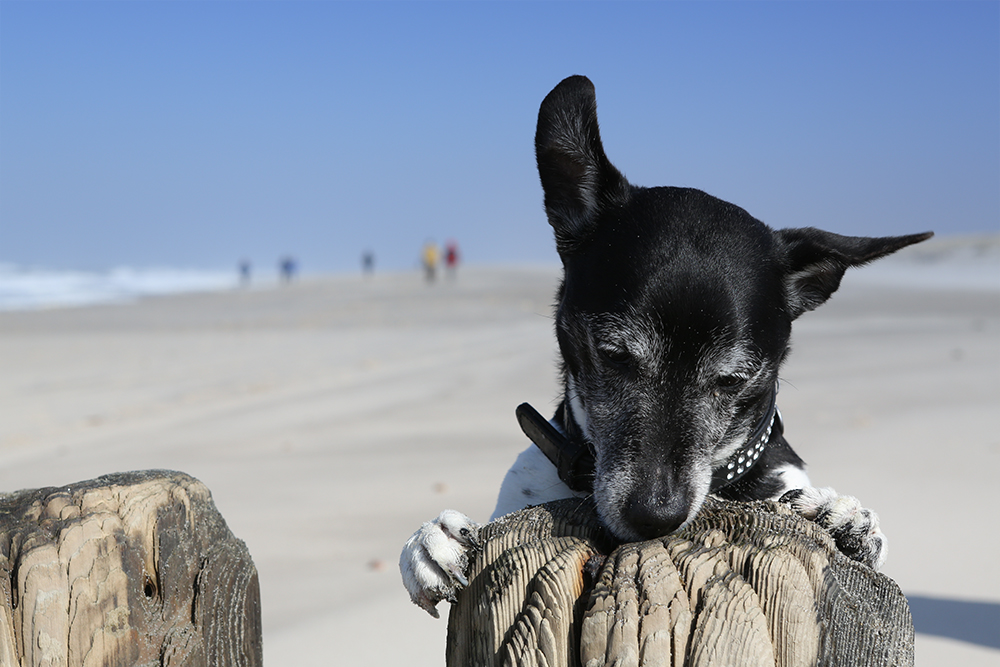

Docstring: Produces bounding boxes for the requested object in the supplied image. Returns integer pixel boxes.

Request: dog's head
[536,75,932,541]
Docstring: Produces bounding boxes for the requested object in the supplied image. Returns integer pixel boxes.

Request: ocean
[0,265,238,311]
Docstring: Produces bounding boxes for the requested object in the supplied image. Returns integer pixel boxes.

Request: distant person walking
[362,250,375,277]
[238,259,252,287]
[422,241,439,283]
[444,240,460,280]
[280,256,297,283]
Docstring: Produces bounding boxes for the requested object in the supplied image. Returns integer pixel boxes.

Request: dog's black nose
[624,492,690,539]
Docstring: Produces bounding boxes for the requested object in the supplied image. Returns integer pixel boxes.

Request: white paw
[780,487,887,570]
[399,510,481,618]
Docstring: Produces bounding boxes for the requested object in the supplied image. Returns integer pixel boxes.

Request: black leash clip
[515,403,594,493]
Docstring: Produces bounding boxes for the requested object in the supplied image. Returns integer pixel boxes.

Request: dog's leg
[719,441,888,570]
[492,443,582,519]
[777,480,887,570]
[400,444,578,618]
[399,510,481,618]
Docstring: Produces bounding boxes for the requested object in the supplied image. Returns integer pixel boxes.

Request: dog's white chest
[491,444,583,520]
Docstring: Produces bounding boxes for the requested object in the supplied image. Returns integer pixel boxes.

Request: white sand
[0,247,997,665]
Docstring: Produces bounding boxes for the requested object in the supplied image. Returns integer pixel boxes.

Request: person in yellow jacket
[422,241,439,283]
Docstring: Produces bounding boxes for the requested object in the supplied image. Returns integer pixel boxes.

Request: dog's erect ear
[536,76,629,254]
[778,227,933,318]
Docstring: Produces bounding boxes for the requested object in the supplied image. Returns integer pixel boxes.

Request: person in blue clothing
[238,259,251,286]
[280,256,297,283]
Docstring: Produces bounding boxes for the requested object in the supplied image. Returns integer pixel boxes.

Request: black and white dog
[400,75,931,618]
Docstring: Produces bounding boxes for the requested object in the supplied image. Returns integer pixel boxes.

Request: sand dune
[0,241,997,665]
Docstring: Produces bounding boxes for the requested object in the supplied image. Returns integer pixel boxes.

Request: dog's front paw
[780,487,887,570]
[399,510,481,618]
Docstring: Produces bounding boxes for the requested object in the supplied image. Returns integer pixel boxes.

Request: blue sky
[1,1,997,273]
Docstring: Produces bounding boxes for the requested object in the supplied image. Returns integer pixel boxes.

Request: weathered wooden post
[447,498,913,667]
[0,470,262,667]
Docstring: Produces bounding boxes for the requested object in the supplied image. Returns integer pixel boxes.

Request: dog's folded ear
[536,75,629,254]
[778,227,934,318]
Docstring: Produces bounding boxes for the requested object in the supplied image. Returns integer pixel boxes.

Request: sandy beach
[0,241,997,666]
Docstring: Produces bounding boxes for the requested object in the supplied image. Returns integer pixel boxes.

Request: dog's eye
[597,345,631,368]
[715,374,749,393]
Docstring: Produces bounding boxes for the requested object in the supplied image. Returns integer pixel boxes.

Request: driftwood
[0,470,262,667]
[447,498,913,667]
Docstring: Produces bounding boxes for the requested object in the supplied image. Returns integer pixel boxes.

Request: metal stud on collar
[724,410,776,481]
[709,384,781,493]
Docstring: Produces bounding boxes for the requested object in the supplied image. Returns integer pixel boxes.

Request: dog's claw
[780,487,887,570]
[399,510,481,618]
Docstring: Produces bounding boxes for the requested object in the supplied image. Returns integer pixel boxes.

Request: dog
[400,75,932,618]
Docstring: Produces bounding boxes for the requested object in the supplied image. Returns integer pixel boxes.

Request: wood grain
[447,498,913,667]
[0,470,261,667]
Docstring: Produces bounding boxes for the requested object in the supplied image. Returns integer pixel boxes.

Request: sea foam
[0,265,237,311]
